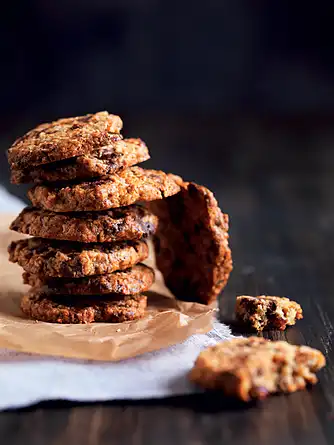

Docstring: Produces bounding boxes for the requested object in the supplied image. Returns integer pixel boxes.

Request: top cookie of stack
[8,111,181,323]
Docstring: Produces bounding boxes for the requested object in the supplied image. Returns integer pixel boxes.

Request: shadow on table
[7,392,254,414]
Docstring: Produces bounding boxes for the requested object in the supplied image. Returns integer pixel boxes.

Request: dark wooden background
[0,116,333,445]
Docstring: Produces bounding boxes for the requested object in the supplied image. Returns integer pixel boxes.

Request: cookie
[10,205,158,243]
[149,181,232,305]
[27,167,181,212]
[23,264,155,296]
[8,111,122,169]
[21,290,147,323]
[235,295,303,331]
[8,237,148,278]
[189,337,325,401]
[10,138,150,184]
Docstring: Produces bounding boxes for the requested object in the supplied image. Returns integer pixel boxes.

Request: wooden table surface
[0,117,333,445]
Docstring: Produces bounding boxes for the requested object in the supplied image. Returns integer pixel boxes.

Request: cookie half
[189,337,325,401]
[149,181,232,305]
[10,205,158,243]
[8,237,148,278]
[11,138,150,184]
[8,111,122,169]
[27,167,181,212]
[235,295,303,331]
[21,291,147,323]
[23,264,155,296]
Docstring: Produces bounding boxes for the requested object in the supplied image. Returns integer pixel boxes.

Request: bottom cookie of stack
[20,264,155,324]
[21,290,147,324]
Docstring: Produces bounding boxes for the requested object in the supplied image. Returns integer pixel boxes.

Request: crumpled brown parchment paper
[0,214,214,361]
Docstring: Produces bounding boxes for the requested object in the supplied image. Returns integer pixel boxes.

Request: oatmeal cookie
[8,111,122,169]
[28,167,181,212]
[11,138,150,183]
[21,290,147,323]
[8,237,148,278]
[189,337,325,401]
[235,295,303,331]
[149,181,232,305]
[10,205,158,243]
[23,264,155,296]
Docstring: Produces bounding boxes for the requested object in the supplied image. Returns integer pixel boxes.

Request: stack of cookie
[7,111,181,323]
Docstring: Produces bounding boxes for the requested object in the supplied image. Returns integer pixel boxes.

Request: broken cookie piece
[235,295,303,331]
[189,337,325,401]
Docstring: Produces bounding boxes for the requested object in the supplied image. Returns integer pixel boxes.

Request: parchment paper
[0,215,214,361]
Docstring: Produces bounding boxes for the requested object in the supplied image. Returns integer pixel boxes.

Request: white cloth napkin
[0,321,234,410]
[0,189,235,410]
[0,186,26,213]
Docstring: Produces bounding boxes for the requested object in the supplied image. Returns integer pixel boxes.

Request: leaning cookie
[149,181,232,305]
[21,290,147,324]
[8,237,148,278]
[10,205,158,243]
[27,167,181,212]
[23,264,155,296]
[11,138,150,184]
[8,111,123,169]
[189,337,325,401]
[235,295,303,331]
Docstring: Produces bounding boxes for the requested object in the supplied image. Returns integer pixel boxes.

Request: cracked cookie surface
[189,337,325,401]
[28,167,181,212]
[8,111,123,169]
[11,138,149,183]
[10,205,158,243]
[8,237,148,278]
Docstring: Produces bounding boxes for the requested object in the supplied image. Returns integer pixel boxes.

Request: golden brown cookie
[10,138,150,183]
[8,237,148,278]
[8,111,122,169]
[21,290,147,324]
[149,181,232,305]
[235,295,303,331]
[23,264,155,296]
[189,337,325,401]
[10,205,158,243]
[27,167,181,212]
